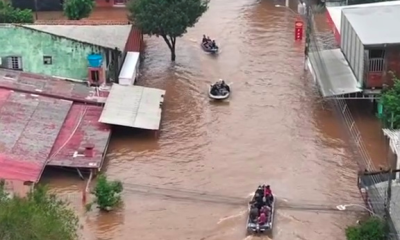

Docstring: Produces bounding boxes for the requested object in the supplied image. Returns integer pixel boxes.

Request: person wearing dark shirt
[202,35,208,44]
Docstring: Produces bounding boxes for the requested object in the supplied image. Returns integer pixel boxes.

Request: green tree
[345,216,387,240]
[380,74,400,129]
[63,0,94,20]
[89,174,123,211]
[0,181,79,240]
[0,2,34,23]
[128,0,209,61]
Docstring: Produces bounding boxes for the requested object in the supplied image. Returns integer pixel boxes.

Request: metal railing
[369,58,385,72]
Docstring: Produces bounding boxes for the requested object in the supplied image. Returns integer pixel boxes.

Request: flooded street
[41,0,365,239]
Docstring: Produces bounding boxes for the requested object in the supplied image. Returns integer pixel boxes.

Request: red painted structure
[0,69,111,183]
[47,104,110,169]
[294,20,303,41]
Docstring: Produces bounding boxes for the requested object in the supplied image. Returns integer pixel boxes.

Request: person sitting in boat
[220,80,227,89]
[263,185,273,205]
[211,82,220,95]
[202,35,208,44]
[207,36,211,42]
[249,204,259,223]
[256,185,263,196]
[258,212,267,225]
[260,205,271,215]
[254,192,264,210]
[210,40,217,49]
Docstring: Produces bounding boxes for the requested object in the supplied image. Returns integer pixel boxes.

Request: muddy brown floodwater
[40,0,367,239]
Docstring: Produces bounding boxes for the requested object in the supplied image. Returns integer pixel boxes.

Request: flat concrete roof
[99,84,165,130]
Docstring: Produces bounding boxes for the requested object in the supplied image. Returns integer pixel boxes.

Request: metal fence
[306,3,399,238]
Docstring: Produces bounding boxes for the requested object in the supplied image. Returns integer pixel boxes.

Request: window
[90,70,100,82]
[43,56,52,65]
[7,56,22,70]
[368,49,385,72]
[369,49,385,59]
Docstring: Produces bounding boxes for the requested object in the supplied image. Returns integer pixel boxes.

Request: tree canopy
[128,0,209,61]
[63,0,95,20]
[0,2,33,23]
[345,216,387,240]
[0,181,79,240]
[380,74,400,129]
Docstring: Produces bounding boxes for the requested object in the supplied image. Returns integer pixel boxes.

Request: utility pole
[303,0,311,71]
[385,167,392,220]
[34,0,38,21]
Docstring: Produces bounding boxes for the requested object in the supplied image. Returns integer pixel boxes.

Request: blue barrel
[87,54,103,67]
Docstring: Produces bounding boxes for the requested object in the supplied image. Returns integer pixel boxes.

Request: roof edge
[15,24,126,51]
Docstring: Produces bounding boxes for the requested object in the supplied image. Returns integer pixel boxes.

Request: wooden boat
[209,82,231,100]
[246,186,275,235]
[201,42,219,53]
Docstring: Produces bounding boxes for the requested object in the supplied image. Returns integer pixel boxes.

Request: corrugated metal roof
[308,49,361,97]
[327,1,400,35]
[0,89,73,182]
[22,25,132,50]
[0,69,108,104]
[99,84,165,130]
[47,104,111,169]
[0,154,43,182]
[342,4,400,46]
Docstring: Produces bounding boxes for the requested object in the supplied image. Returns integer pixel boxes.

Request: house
[326,2,400,94]
[0,21,142,84]
[11,0,127,11]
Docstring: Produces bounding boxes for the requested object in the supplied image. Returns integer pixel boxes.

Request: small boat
[246,186,275,235]
[201,42,219,53]
[209,82,231,100]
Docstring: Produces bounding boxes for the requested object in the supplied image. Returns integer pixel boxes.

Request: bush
[0,180,79,240]
[63,0,94,20]
[346,216,387,240]
[89,174,123,211]
[380,74,400,129]
[0,2,34,23]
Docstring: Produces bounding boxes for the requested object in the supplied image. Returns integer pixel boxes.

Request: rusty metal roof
[0,69,108,104]
[99,84,165,130]
[0,89,73,182]
[47,104,111,169]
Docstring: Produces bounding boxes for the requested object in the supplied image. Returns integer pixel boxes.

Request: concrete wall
[0,25,107,82]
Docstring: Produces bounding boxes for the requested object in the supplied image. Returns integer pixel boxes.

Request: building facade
[0,23,141,83]
[327,2,400,94]
[11,0,126,11]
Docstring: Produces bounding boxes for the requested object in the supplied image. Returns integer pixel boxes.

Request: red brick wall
[366,72,384,89]
[124,26,143,53]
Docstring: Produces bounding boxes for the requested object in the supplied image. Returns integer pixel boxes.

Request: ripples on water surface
[41,0,364,239]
